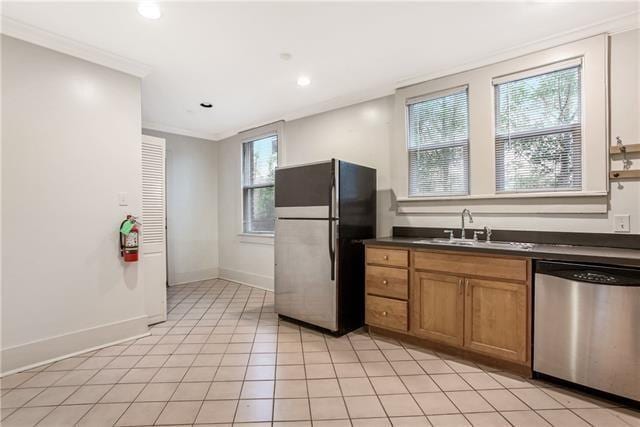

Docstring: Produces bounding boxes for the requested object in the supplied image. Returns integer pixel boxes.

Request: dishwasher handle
[536,261,640,286]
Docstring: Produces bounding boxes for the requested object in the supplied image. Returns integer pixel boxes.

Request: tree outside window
[495,65,582,192]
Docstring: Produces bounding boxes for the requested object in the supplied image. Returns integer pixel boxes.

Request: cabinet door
[464,278,528,363]
[411,272,464,346]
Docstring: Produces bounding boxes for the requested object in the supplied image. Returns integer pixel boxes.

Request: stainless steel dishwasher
[534,261,640,402]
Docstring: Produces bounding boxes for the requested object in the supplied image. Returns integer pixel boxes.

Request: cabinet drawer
[366,295,408,331]
[366,247,409,268]
[414,251,527,282]
[366,265,408,300]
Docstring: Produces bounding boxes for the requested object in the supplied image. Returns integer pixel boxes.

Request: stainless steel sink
[413,238,534,250]
[485,241,534,250]
[412,209,536,251]
[427,238,476,246]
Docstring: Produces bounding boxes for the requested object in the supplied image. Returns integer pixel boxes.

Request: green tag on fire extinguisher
[120,220,135,235]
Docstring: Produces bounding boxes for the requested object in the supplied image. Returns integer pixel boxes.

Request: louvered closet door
[142,134,167,325]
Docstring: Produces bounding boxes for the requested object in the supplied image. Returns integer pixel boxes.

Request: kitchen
[2,2,639,426]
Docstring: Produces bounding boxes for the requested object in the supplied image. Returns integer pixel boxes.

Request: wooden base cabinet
[365,247,410,333]
[366,245,531,372]
[464,278,528,363]
[411,272,464,347]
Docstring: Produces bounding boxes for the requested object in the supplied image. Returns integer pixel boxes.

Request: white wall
[285,97,396,236]
[392,34,609,205]
[216,126,278,290]
[393,30,640,233]
[608,29,640,233]
[217,97,395,290]
[142,129,219,286]
[216,30,639,291]
[1,33,633,361]
[1,36,147,374]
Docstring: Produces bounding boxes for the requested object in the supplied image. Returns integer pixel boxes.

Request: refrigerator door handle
[328,161,336,281]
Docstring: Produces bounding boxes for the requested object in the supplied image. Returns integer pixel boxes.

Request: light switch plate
[118,192,128,206]
[614,214,630,233]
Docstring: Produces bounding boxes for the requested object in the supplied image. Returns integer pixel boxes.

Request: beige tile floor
[1,279,638,426]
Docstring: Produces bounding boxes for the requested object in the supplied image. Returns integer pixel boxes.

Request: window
[495,61,582,193]
[406,87,469,197]
[242,134,278,234]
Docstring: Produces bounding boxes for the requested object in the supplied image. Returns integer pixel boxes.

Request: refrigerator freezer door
[275,161,333,208]
[275,218,337,331]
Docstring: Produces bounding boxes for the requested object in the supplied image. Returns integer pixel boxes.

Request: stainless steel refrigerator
[274,159,376,335]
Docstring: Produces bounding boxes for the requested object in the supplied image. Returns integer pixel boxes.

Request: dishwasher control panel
[568,271,618,284]
[537,261,640,286]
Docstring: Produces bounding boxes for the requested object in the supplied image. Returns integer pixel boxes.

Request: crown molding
[282,84,395,124]
[142,121,219,142]
[9,8,631,142]
[607,11,640,35]
[396,11,639,88]
[214,83,396,141]
[203,11,639,141]
[1,15,152,78]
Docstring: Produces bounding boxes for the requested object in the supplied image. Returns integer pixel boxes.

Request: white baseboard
[147,313,167,325]
[1,315,149,376]
[169,268,219,286]
[218,268,274,291]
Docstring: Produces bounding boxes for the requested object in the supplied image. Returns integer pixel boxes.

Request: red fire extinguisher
[120,215,140,262]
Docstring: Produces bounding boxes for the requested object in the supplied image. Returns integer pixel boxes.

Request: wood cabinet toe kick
[365,244,532,375]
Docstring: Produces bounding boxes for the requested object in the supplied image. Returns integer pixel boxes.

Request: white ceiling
[2,2,638,140]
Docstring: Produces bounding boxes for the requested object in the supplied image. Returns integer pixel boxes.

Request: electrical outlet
[614,214,630,233]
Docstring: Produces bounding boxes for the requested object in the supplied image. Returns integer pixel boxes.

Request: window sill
[237,233,274,245]
[396,191,608,214]
[398,190,607,202]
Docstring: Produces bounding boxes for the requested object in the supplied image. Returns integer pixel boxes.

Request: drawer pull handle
[382,279,388,285]
[383,255,389,260]
[381,311,388,316]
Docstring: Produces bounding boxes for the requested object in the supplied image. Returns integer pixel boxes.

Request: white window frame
[493,58,584,194]
[405,85,470,198]
[390,34,608,214]
[240,126,282,237]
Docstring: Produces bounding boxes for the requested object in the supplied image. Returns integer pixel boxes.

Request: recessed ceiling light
[297,75,311,87]
[138,2,162,20]
[200,102,213,108]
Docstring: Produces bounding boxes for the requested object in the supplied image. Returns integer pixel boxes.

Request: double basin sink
[413,238,535,251]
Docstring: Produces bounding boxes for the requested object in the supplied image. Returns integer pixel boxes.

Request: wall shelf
[610,143,640,154]
[610,170,640,180]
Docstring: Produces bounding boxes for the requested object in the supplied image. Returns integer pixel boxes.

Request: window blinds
[406,87,469,197]
[495,62,582,193]
[242,134,278,233]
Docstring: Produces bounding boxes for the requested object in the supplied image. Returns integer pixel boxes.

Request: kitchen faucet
[461,208,473,239]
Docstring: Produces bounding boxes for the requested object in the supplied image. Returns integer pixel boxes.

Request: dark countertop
[365,236,640,268]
